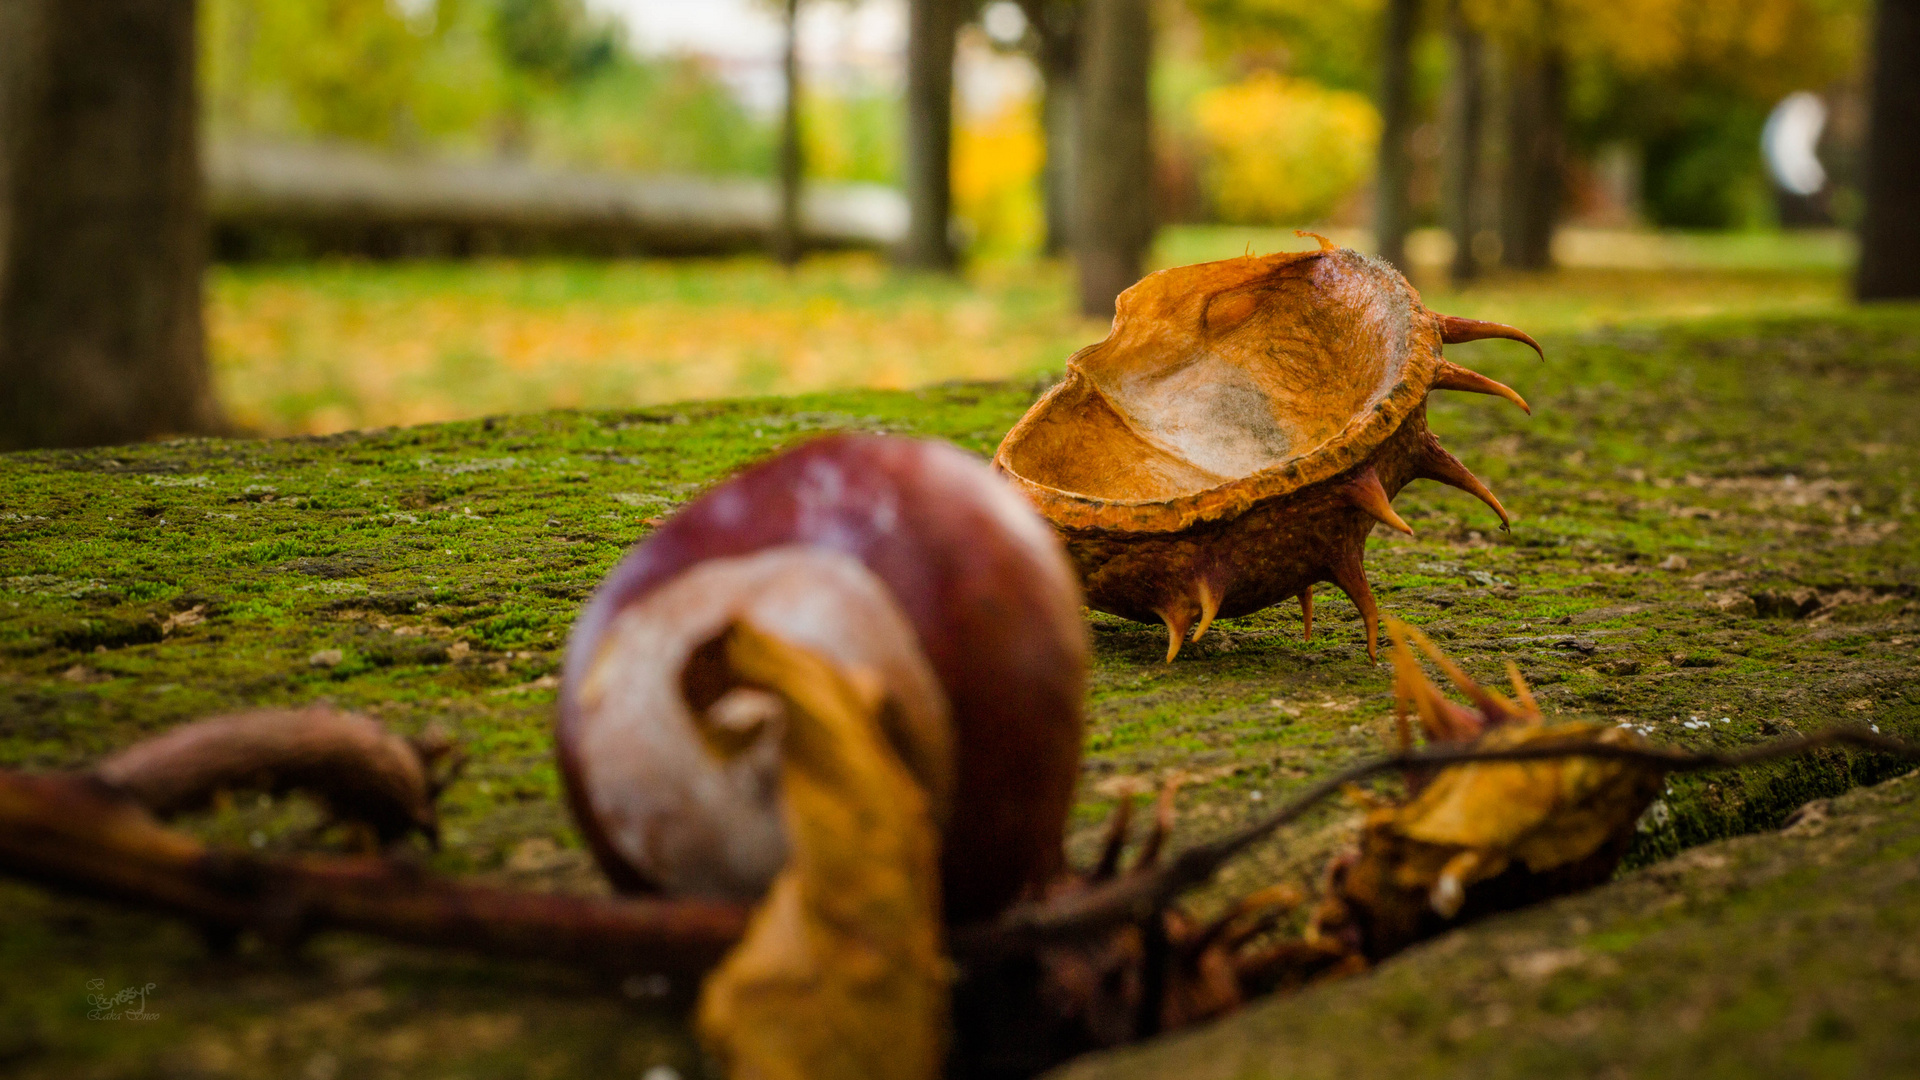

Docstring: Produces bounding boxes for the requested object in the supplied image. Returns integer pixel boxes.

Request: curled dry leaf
[696,620,949,1080]
[994,240,1537,661]
[92,705,445,845]
[1308,621,1665,960]
[958,622,1668,1059]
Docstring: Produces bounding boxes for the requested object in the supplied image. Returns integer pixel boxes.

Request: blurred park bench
[206,137,908,261]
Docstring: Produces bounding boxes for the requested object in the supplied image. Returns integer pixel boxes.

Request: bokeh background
[4,0,1906,445]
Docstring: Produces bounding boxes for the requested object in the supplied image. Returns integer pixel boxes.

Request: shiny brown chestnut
[558,434,1088,923]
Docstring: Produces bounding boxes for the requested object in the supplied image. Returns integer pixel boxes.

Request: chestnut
[559,434,1088,922]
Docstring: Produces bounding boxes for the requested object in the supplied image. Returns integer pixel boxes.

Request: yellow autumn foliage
[1193,73,1380,227]
[1463,0,1860,99]
[953,100,1045,257]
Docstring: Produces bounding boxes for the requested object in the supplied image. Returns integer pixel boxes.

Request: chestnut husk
[559,434,1088,922]
[994,241,1537,661]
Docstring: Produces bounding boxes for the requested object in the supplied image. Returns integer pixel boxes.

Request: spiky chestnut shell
[992,240,1537,661]
[558,434,1088,923]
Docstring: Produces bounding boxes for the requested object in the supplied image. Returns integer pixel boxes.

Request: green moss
[1,311,1917,1075]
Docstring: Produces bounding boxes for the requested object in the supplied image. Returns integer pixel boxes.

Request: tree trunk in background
[1022,0,1081,258]
[1443,7,1486,283]
[0,0,217,450]
[1074,0,1154,319]
[1498,48,1563,271]
[773,0,804,267]
[1856,0,1920,300]
[1373,0,1419,270]
[1041,71,1080,258]
[900,0,958,271]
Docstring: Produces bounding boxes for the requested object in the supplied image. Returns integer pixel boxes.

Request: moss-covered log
[0,312,1916,1076]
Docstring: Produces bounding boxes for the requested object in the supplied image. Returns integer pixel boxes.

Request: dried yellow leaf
[695,620,949,1080]
[1396,722,1661,872]
[1310,623,1666,959]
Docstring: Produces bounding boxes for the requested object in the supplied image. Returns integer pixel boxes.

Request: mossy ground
[2,309,1917,1078]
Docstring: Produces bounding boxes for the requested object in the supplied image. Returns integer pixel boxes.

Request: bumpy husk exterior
[993,241,1535,660]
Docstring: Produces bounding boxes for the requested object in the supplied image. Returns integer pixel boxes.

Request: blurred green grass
[209,227,1851,437]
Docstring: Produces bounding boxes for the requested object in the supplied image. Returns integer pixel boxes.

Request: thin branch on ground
[956,725,1920,954]
[0,770,748,976]
[4,726,1913,973]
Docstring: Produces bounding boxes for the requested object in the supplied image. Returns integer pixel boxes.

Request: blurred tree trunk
[1856,0,1920,300]
[1074,0,1154,319]
[1041,69,1080,258]
[773,0,804,267]
[1021,0,1081,258]
[1442,5,1486,283]
[0,0,217,450]
[900,0,959,271]
[1373,0,1419,270]
[1498,48,1563,271]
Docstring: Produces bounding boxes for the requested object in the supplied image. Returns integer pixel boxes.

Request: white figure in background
[1763,91,1828,198]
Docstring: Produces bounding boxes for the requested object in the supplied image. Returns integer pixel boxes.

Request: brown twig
[0,770,747,975]
[955,725,1920,954]
[8,726,1915,976]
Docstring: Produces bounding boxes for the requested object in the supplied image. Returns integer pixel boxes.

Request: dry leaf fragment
[1312,621,1664,958]
[696,620,949,1080]
[159,604,206,635]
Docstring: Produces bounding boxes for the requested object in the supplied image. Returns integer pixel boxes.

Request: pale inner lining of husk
[1003,254,1416,504]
